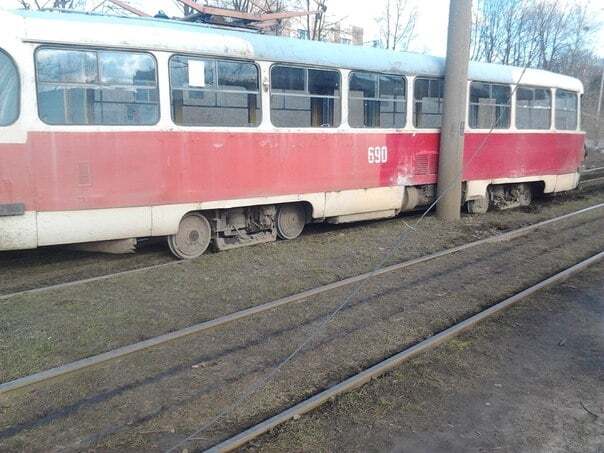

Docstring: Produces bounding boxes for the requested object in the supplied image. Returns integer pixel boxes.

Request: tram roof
[2,8,584,93]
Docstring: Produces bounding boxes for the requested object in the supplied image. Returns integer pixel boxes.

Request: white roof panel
[1,9,584,93]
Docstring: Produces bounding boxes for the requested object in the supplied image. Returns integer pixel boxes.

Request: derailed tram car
[0,10,585,259]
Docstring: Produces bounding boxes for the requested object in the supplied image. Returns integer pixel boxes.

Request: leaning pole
[436,0,473,221]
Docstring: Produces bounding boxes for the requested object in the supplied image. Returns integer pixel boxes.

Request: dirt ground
[250,262,604,453]
[1,187,603,385]
[0,189,602,452]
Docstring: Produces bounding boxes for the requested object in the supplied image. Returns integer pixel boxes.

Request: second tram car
[0,9,585,258]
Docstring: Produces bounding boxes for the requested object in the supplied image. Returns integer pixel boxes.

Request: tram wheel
[517,183,533,207]
[276,204,306,240]
[467,196,489,214]
[167,212,211,260]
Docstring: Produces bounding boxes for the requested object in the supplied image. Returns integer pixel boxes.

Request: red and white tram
[0,9,585,258]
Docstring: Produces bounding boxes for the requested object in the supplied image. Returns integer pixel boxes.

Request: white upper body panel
[0,8,584,94]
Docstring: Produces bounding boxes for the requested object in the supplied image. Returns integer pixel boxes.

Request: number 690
[368,146,388,164]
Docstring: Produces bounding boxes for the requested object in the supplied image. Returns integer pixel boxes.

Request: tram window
[271,65,341,128]
[272,66,305,92]
[349,71,406,128]
[0,49,19,126]
[469,82,511,129]
[414,78,444,128]
[555,89,578,130]
[516,86,551,130]
[36,48,159,125]
[37,49,96,84]
[169,56,261,127]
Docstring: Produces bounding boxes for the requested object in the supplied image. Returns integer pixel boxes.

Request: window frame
[554,88,579,131]
[34,45,160,127]
[413,76,445,130]
[168,53,262,128]
[514,85,553,131]
[348,70,407,130]
[468,81,512,130]
[269,63,342,129]
[0,48,20,127]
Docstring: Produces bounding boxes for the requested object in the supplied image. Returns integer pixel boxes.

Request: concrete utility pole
[596,65,604,149]
[436,0,473,221]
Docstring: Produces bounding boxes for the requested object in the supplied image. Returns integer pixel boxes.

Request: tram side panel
[0,126,586,252]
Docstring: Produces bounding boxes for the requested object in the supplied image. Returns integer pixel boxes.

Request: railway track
[582,165,604,176]
[580,166,604,189]
[1,177,603,301]
[581,175,604,188]
[0,258,183,301]
[1,203,602,395]
[205,252,604,453]
[1,202,603,452]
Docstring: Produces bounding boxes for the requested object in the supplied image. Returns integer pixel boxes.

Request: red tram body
[0,10,585,258]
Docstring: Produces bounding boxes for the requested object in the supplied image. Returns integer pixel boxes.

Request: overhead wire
[165,62,532,453]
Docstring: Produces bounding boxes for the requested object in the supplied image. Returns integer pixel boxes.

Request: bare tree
[471,0,603,140]
[377,0,417,51]
[252,0,293,35]
[50,0,88,7]
[206,0,290,14]
[471,0,535,65]
[471,0,599,73]
[229,0,252,11]
[17,0,77,8]
[291,0,327,41]
[172,0,200,16]
[250,0,291,15]
[275,0,330,41]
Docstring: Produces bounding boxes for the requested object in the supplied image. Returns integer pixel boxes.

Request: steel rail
[1,203,602,397]
[0,260,183,302]
[581,176,604,187]
[206,251,604,453]
[582,166,604,175]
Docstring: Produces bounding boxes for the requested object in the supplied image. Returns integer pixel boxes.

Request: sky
[1,0,602,57]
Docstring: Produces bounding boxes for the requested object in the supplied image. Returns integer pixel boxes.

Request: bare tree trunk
[378,0,416,51]
[385,0,391,49]
[471,0,596,74]
[597,66,604,147]
[301,0,327,41]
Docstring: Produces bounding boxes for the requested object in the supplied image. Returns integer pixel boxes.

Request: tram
[0,9,584,258]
